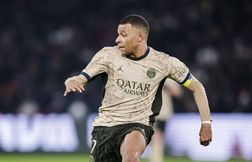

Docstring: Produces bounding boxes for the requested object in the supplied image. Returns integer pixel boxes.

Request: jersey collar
[126,47,150,61]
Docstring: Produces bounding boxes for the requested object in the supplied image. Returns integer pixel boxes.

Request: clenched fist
[199,123,212,146]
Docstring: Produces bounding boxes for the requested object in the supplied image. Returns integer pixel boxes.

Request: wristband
[202,120,212,124]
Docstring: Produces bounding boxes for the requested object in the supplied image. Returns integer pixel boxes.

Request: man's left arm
[183,73,212,146]
[166,56,212,146]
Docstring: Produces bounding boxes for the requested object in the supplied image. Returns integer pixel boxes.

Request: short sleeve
[81,48,110,80]
[168,56,190,83]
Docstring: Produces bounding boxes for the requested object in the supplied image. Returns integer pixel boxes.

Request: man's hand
[64,76,85,96]
[199,123,212,146]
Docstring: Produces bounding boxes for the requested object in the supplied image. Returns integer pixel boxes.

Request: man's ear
[138,33,144,42]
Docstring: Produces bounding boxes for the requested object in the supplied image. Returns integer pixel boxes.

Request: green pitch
[0,153,247,162]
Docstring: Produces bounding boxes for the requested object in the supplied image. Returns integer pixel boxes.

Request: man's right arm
[64,47,110,96]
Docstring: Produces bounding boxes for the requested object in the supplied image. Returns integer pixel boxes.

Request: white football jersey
[82,46,189,127]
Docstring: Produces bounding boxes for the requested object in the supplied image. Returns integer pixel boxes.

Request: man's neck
[132,44,148,58]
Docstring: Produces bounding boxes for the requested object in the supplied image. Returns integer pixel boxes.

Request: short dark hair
[120,14,149,36]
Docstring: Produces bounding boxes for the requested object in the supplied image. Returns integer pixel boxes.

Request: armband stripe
[180,72,191,84]
[181,73,192,87]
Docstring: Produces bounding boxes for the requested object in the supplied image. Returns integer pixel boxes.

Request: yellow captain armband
[181,73,192,87]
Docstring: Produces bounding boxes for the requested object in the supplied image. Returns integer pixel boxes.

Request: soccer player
[64,14,212,162]
[150,79,182,162]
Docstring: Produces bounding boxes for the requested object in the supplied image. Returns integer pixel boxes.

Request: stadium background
[0,0,251,162]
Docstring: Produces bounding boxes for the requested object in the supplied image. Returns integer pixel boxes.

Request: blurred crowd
[0,0,251,114]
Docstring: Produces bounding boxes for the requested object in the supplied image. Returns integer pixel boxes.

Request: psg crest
[147,68,156,78]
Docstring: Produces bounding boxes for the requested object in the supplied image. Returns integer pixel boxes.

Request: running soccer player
[64,14,212,162]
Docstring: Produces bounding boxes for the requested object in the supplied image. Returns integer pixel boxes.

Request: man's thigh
[90,123,153,162]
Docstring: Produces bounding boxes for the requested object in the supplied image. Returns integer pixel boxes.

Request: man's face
[115,24,141,55]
